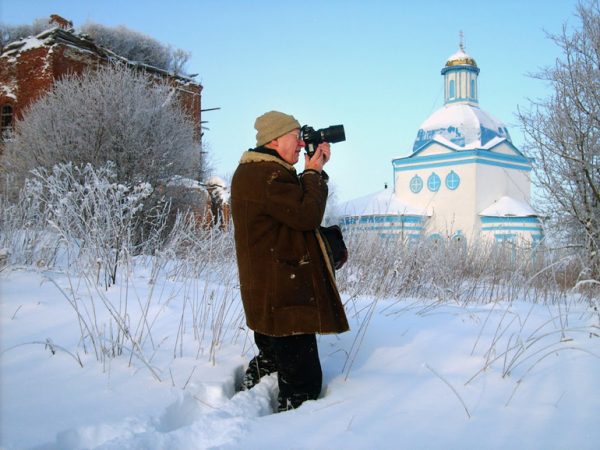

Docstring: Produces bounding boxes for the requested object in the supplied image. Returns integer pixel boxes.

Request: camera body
[301,124,346,157]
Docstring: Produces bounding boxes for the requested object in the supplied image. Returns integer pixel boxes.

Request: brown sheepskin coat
[230,149,349,337]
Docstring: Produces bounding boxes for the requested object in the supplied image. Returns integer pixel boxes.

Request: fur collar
[238,150,296,173]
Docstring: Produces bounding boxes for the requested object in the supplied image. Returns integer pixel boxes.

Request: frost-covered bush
[336,230,595,304]
[0,175,61,268]
[1,162,170,286]
[0,161,235,287]
[1,64,204,195]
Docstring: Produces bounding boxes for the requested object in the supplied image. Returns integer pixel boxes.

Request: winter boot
[240,351,277,391]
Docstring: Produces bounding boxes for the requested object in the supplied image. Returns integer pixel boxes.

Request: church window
[452,232,466,247]
[409,175,423,193]
[427,173,441,192]
[428,233,442,244]
[445,170,460,190]
[449,80,455,98]
[1,104,13,138]
[470,79,475,99]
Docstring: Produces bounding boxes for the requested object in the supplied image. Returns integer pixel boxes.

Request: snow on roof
[413,103,511,151]
[447,49,469,61]
[1,27,59,58]
[337,189,427,217]
[0,83,17,100]
[1,27,199,85]
[206,176,227,188]
[445,48,477,66]
[166,175,206,191]
[479,196,539,217]
[205,176,230,202]
[429,134,507,152]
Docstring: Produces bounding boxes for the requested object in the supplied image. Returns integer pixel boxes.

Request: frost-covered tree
[0,17,52,50]
[518,0,600,277]
[1,63,204,192]
[81,22,190,74]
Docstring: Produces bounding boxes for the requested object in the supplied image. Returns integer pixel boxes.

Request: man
[230,110,349,412]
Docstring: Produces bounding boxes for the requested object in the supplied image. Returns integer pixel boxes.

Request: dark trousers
[242,331,322,412]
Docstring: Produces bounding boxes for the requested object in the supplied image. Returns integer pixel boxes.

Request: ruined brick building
[0,14,202,141]
[0,15,229,228]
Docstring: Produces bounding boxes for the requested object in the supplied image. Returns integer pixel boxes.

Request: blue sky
[1,0,580,202]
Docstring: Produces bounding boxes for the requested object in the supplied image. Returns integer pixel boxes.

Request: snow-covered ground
[1,266,599,450]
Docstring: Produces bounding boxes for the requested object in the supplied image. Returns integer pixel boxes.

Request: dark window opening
[1,104,13,139]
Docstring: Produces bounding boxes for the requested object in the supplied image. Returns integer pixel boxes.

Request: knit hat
[254,111,301,147]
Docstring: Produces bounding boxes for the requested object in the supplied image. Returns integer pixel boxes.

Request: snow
[166,175,206,191]
[413,103,511,151]
[0,28,58,57]
[336,189,426,217]
[206,176,227,188]
[446,48,473,63]
[206,176,230,203]
[0,84,17,100]
[479,195,539,217]
[2,265,599,450]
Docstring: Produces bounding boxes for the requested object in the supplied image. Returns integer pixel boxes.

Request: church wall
[474,164,531,215]
[480,216,544,245]
[415,143,451,156]
[395,156,478,239]
[424,163,477,239]
[489,142,520,156]
[394,150,533,242]
[444,66,478,104]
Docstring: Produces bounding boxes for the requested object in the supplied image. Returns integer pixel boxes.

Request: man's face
[274,129,305,165]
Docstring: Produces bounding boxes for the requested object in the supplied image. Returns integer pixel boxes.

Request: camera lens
[322,125,345,144]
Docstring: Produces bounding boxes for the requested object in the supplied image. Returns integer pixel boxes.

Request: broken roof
[1,26,200,86]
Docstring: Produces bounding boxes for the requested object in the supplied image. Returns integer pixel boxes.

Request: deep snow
[1,266,599,450]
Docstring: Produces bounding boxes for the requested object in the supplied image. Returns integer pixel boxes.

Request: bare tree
[1,63,204,192]
[518,0,600,277]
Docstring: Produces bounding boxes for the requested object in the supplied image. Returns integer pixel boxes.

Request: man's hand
[304,142,331,173]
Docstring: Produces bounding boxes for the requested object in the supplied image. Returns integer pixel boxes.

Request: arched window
[428,233,443,245]
[409,175,423,193]
[427,173,441,192]
[445,170,460,190]
[452,232,467,248]
[1,104,13,138]
[470,79,476,99]
[449,80,455,99]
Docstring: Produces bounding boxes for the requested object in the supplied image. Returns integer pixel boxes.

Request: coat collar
[239,148,296,173]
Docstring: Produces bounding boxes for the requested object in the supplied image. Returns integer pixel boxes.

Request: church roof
[413,103,511,151]
[337,189,427,217]
[479,196,539,217]
[445,48,477,67]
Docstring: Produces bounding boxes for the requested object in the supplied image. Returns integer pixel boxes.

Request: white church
[338,43,544,246]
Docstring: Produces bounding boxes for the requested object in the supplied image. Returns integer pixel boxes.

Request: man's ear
[264,139,279,150]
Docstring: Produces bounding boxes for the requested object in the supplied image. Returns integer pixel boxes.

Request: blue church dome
[412,45,512,152]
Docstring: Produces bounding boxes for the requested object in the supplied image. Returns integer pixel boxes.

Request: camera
[301,124,346,157]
